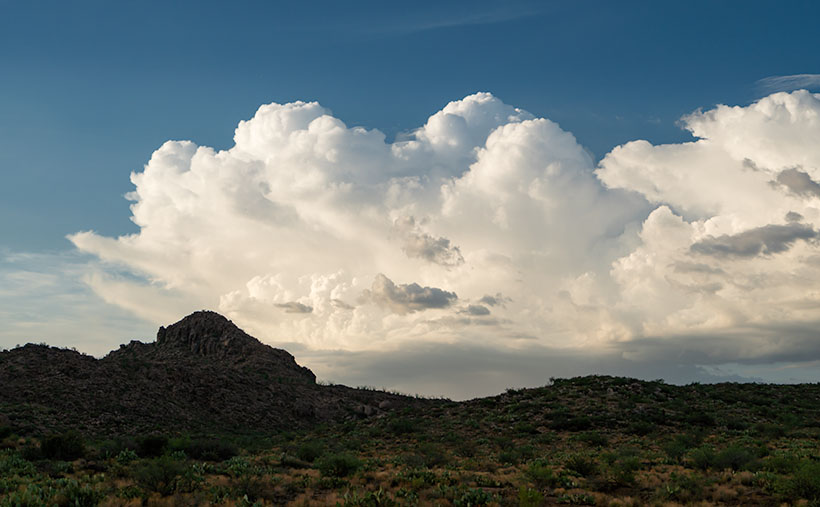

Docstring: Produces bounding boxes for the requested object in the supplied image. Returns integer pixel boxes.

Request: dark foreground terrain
[1,312,819,505]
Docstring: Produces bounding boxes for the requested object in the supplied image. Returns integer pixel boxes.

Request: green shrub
[658,472,705,502]
[627,420,654,436]
[116,448,139,464]
[526,460,559,489]
[56,479,104,506]
[387,418,416,435]
[134,455,185,496]
[725,418,749,431]
[514,422,539,435]
[662,433,701,464]
[0,450,37,477]
[550,415,592,431]
[184,438,237,461]
[136,434,168,458]
[753,422,786,438]
[764,453,800,474]
[296,441,324,463]
[564,454,598,477]
[576,431,608,447]
[519,486,544,507]
[499,445,534,465]
[783,460,820,504]
[417,442,449,468]
[714,444,759,471]
[41,430,85,460]
[684,412,716,427]
[688,445,716,471]
[316,452,361,477]
[455,487,495,505]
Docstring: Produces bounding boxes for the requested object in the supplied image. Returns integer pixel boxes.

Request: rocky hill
[0,311,432,436]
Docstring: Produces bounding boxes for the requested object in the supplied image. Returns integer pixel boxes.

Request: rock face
[0,311,429,436]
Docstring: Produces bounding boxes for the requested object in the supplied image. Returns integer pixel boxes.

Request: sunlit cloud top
[69,90,820,374]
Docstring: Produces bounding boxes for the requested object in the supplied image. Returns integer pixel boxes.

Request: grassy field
[2,376,819,506]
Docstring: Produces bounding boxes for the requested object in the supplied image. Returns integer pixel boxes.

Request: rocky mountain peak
[155,310,261,357]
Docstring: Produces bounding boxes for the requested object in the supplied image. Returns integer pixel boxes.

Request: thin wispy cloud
[756,73,820,93]
[361,4,548,37]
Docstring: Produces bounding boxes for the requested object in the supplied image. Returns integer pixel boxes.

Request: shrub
[316,452,361,477]
[627,420,654,436]
[455,487,495,506]
[134,455,185,496]
[56,479,104,506]
[136,434,168,458]
[564,454,598,477]
[725,418,749,431]
[685,412,716,427]
[387,417,416,435]
[41,430,85,460]
[783,460,820,504]
[417,442,449,468]
[526,460,559,489]
[519,486,544,507]
[576,431,608,447]
[184,438,238,461]
[657,472,705,503]
[116,449,139,464]
[753,422,786,439]
[714,445,759,471]
[296,440,324,463]
[550,415,592,431]
[0,450,37,477]
[764,453,800,474]
[499,445,534,465]
[663,433,701,464]
[689,445,716,471]
[514,422,539,435]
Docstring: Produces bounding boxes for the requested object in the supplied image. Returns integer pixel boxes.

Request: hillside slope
[0,311,432,436]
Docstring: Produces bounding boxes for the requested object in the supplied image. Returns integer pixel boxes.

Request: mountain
[0,311,432,436]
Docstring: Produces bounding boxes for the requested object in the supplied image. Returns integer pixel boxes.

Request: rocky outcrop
[0,311,431,436]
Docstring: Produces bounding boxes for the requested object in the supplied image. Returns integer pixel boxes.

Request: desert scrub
[525,459,559,489]
[0,450,37,477]
[316,452,361,477]
[136,433,168,457]
[295,440,324,462]
[780,460,820,504]
[134,455,186,496]
[52,478,104,506]
[564,453,598,477]
[40,430,85,460]
[713,444,761,471]
[574,431,608,447]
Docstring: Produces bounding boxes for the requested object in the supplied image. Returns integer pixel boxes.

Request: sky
[2,0,820,399]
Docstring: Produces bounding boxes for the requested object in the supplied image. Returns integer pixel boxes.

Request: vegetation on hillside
[1,375,819,506]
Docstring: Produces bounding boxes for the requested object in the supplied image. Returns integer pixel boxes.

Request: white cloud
[756,74,820,93]
[56,89,820,391]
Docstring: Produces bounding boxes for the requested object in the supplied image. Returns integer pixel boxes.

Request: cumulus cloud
[361,274,457,314]
[479,294,510,307]
[461,304,491,316]
[276,302,313,313]
[65,89,820,388]
[691,223,817,258]
[774,168,820,198]
[394,217,464,267]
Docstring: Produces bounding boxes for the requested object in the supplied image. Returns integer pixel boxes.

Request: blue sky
[4,0,819,251]
[2,1,820,397]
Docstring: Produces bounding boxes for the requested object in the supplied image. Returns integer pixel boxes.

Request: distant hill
[0,311,432,436]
